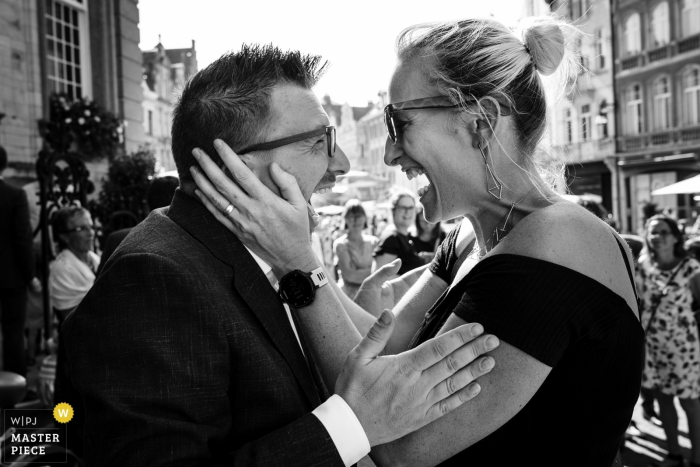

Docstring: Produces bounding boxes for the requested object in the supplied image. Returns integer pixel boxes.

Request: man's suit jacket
[0,180,34,289]
[63,190,345,466]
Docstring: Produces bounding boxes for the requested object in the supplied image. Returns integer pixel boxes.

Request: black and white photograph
[1,0,700,465]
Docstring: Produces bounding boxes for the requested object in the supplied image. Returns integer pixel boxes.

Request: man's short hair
[171,44,328,182]
[147,176,179,210]
[0,145,7,172]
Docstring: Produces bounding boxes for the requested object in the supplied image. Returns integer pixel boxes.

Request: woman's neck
[394,224,409,236]
[653,249,679,269]
[69,247,90,264]
[347,229,363,241]
[419,230,433,241]
[468,178,555,255]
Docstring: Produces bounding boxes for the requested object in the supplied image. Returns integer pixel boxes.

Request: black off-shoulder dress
[412,233,645,466]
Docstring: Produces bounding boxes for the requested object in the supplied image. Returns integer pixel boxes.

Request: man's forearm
[275,256,363,388]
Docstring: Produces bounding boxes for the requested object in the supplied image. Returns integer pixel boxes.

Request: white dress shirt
[245,248,371,466]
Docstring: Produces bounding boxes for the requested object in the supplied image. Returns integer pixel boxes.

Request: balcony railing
[679,34,700,53]
[648,45,670,62]
[621,56,641,70]
[618,125,700,152]
[552,138,616,164]
[617,34,700,73]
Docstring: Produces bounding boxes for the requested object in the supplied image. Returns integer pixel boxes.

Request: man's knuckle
[432,341,448,360]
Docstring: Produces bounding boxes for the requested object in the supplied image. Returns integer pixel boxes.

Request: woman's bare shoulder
[496,201,638,312]
[497,201,612,261]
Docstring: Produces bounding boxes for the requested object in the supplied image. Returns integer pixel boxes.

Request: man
[63,45,495,466]
[0,146,39,378]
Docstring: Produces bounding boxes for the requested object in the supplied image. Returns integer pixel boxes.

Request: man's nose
[384,136,400,167]
[330,144,350,175]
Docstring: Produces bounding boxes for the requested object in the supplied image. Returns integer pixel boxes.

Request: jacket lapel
[167,190,322,408]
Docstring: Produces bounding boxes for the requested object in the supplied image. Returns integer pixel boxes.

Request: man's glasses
[64,225,96,234]
[384,96,459,144]
[238,125,336,158]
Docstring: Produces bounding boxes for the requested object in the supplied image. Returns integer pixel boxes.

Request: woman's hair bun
[521,16,566,77]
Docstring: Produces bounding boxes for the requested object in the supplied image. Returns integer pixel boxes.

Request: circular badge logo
[53,402,74,423]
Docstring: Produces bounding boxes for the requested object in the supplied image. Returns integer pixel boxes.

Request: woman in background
[638,214,700,467]
[333,199,378,298]
[410,204,447,263]
[372,190,425,275]
[49,206,100,319]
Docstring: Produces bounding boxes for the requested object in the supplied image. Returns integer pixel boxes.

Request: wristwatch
[278,267,329,308]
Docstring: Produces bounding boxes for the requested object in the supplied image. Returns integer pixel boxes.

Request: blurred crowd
[312,190,449,299]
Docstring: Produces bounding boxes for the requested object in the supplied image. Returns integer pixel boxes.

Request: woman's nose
[383,136,400,167]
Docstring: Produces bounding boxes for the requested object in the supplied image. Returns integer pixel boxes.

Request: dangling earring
[478,143,502,200]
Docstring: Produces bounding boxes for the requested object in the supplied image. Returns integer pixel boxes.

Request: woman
[372,190,426,275]
[410,204,447,262]
[49,206,100,318]
[192,15,643,467]
[333,199,378,298]
[637,215,700,467]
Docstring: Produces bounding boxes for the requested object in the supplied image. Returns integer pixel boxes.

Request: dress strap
[611,231,638,301]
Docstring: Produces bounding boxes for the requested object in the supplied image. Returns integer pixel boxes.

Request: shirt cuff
[312,394,371,466]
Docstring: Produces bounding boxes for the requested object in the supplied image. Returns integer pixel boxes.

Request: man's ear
[471,96,502,149]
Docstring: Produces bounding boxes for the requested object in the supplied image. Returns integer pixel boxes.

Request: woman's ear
[473,96,502,148]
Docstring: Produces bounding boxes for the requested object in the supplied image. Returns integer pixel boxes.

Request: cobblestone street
[623,397,693,467]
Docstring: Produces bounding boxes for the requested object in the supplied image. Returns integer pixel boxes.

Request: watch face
[279,271,315,308]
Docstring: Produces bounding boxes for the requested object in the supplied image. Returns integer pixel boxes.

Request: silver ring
[225,204,234,215]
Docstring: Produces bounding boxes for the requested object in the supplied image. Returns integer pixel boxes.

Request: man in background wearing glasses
[62,44,496,466]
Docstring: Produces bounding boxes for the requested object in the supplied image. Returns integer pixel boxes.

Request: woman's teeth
[405,167,425,180]
[417,185,431,197]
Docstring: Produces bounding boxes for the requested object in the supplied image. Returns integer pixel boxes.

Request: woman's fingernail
[467,382,481,397]
[194,189,201,198]
[485,336,500,351]
[480,357,495,371]
[214,139,223,149]
[379,310,392,325]
[192,148,201,159]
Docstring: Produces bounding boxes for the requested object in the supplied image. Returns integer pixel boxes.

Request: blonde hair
[396,15,579,165]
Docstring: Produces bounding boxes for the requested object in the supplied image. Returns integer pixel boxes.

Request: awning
[651,174,700,195]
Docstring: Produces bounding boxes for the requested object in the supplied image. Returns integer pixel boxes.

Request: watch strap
[310,267,329,289]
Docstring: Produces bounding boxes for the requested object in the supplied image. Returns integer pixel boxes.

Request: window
[44,0,91,99]
[564,109,573,143]
[653,77,672,129]
[684,68,700,125]
[625,13,642,55]
[596,101,609,138]
[682,0,700,37]
[651,2,670,46]
[148,110,153,135]
[595,29,605,69]
[581,104,592,141]
[626,84,644,134]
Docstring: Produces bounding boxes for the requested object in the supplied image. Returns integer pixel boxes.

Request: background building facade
[613,0,700,233]
[540,0,618,217]
[0,0,145,186]
[141,39,197,172]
